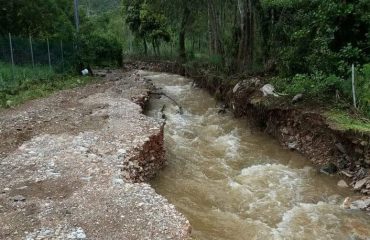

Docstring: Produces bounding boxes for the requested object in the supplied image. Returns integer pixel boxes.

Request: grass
[0,62,58,89]
[325,110,370,133]
[0,62,95,108]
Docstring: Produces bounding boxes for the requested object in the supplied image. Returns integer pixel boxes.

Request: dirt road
[0,70,190,240]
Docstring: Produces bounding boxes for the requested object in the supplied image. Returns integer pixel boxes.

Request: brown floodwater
[143,71,370,240]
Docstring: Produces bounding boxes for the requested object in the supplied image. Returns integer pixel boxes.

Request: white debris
[260,84,279,97]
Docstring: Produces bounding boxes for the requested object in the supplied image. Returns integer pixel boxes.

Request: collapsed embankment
[124,61,370,207]
[0,69,191,239]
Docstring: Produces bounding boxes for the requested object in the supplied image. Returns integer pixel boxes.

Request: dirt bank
[0,70,191,239]
[124,61,370,208]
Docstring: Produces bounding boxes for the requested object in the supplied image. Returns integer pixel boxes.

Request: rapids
[144,71,370,240]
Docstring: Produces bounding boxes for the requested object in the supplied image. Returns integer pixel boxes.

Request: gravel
[0,70,191,240]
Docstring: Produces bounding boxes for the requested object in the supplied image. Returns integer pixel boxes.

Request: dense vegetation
[120,0,369,117]
[0,0,369,118]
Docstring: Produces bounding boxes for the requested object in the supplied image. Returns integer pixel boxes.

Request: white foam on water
[212,129,240,159]
[144,72,171,79]
[232,164,307,225]
[163,85,188,95]
[228,179,242,188]
[272,202,370,240]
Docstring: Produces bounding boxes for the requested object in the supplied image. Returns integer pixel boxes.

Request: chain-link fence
[0,33,76,90]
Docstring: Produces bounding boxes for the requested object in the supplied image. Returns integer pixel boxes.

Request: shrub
[79,34,123,67]
[272,71,342,99]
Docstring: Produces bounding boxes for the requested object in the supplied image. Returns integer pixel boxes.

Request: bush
[79,34,123,67]
[272,71,342,98]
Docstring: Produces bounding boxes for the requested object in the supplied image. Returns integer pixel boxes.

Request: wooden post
[352,64,357,109]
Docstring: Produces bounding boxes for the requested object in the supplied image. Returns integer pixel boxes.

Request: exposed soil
[0,70,191,240]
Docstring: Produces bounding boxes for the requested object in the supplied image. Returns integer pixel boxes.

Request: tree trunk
[143,38,148,55]
[152,40,156,56]
[179,4,190,61]
[207,0,225,59]
[236,0,255,71]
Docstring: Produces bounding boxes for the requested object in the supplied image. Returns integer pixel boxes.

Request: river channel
[143,71,370,240]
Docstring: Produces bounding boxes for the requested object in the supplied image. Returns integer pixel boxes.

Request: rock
[281,127,290,135]
[67,227,87,239]
[342,197,351,209]
[233,82,241,93]
[288,142,298,150]
[337,180,349,188]
[337,158,348,169]
[335,142,346,154]
[113,178,125,186]
[340,170,353,178]
[13,195,26,202]
[354,178,369,190]
[250,78,261,86]
[320,163,338,175]
[292,93,303,104]
[355,168,368,179]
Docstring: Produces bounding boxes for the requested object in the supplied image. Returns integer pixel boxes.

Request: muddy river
[144,71,370,240]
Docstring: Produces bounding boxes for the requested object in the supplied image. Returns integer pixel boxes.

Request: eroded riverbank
[125,61,370,199]
[142,71,370,240]
[0,70,190,239]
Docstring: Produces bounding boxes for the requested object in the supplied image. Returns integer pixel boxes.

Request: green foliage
[79,34,122,67]
[77,9,124,67]
[263,0,370,77]
[0,0,75,38]
[272,63,370,118]
[123,0,171,55]
[80,0,121,14]
[0,62,55,91]
[271,72,342,98]
[139,3,171,42]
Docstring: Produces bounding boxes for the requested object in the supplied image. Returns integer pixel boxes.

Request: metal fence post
[47,38,52,72]
[74,0,80,32]
[60,40,64,72]
[29,35,35,68]
[352,64,357,109]
[8,33,15,80]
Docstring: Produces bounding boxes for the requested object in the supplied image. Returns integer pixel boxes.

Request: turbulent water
[144,71,370,240]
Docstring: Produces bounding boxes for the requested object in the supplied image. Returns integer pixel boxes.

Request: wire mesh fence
[0,33,76,90]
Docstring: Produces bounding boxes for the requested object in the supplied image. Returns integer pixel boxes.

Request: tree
[123,0,170,55]
[0,0,74,38]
